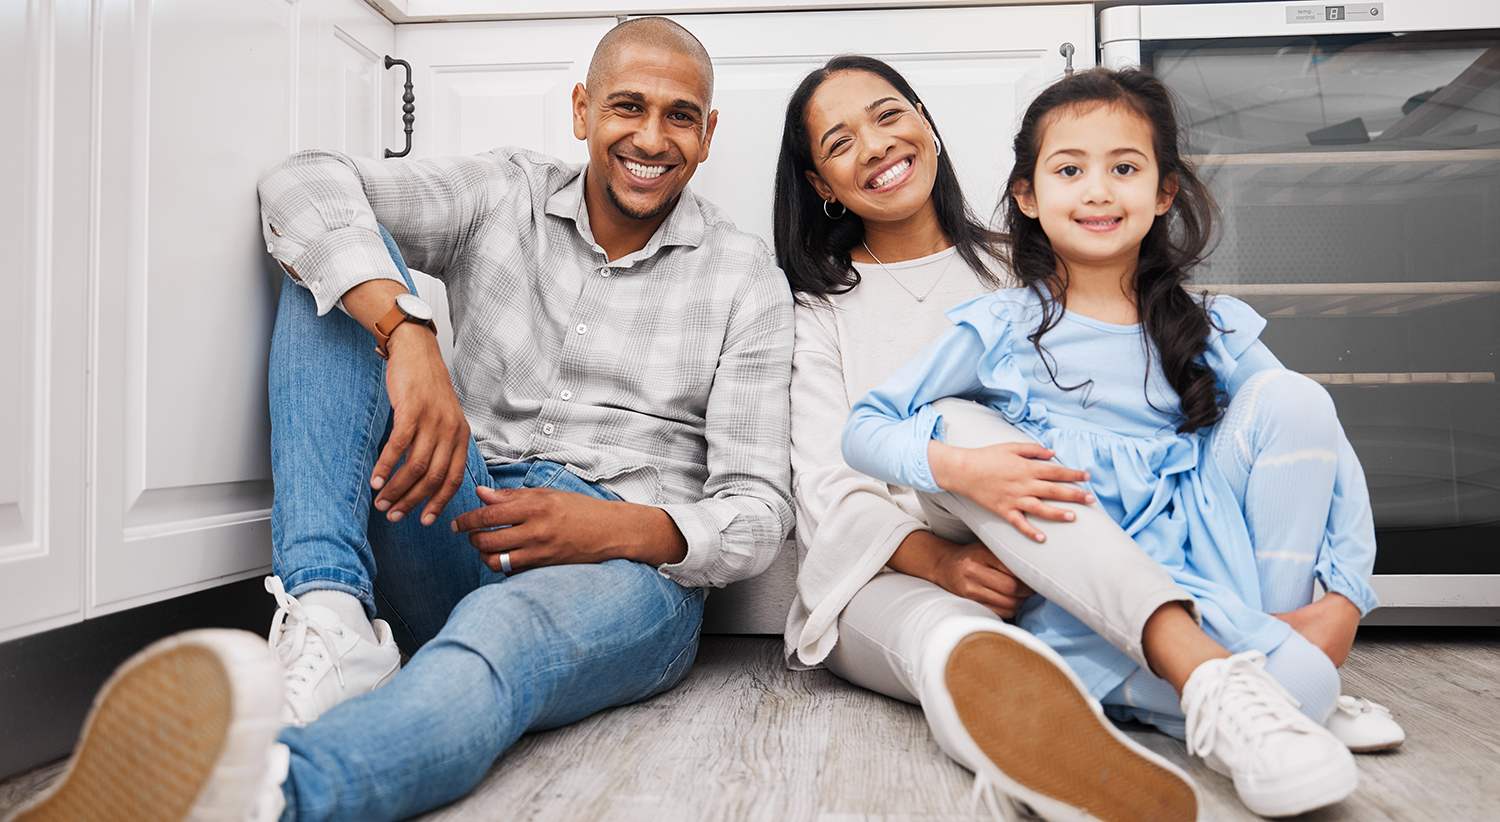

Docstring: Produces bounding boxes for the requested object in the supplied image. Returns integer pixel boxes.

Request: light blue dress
[842,287,1373,699]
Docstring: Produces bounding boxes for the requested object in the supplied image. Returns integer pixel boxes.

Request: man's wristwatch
[373,293,437,359]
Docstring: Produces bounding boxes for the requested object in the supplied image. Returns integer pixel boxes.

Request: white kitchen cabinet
[85,0,398,617]
[0,0,91,642]
[0,0,1090,640]
[0,0,397,640]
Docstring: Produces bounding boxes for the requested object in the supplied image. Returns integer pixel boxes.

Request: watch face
[395,292,434,322]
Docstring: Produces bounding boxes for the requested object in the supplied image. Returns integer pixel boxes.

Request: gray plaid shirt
[258,147,794,588]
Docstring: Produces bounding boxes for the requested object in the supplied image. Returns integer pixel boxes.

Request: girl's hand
[887,530,1036,618]
[1272,592,1361,667]
[928,440,1095,542]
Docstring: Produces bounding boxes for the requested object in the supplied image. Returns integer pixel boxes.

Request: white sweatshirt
[784,248,1005,667]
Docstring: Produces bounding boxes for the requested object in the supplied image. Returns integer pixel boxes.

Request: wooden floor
[3,627,1497,821]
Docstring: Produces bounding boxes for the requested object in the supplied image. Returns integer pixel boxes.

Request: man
[7,18,792,822]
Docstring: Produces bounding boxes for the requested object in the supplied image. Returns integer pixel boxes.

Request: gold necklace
[861,242,955,303]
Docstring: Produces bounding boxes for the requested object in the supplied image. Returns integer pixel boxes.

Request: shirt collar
[545,165,707,265]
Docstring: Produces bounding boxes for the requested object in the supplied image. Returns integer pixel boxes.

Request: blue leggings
[1101,370,1352,737]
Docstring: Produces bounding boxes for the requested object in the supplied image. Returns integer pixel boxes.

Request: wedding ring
[499,551,513,575]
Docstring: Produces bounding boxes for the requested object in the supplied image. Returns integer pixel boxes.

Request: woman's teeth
[624,160,667,179]
[868,158,912,189]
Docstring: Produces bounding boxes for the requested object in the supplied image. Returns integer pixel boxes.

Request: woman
[773,58,1397,821]
[774,56,1204,822]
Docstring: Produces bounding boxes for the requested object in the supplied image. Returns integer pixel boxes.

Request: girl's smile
[1014,103,1176,285]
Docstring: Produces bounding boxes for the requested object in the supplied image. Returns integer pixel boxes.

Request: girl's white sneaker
[1325,695,1405,752]
[920,616,1202,822]
[1181,651,1357,818]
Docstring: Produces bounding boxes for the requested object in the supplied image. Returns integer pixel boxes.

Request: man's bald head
[586,17,714,105]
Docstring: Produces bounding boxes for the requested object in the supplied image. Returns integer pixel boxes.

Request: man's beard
[605,180,678,222]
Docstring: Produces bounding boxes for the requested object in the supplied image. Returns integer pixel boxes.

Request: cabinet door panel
[90,0,296,613]
[0,0,89,641]
[90,0,396,614]
[669,6,1094,248]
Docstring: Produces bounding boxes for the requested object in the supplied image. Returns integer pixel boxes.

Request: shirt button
[600,269,611,278]
[560,389,573,401]
[542,423,555,435]
[576,323,587,335]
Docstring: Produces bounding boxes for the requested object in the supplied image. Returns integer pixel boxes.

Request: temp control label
[1286,4,1384,23]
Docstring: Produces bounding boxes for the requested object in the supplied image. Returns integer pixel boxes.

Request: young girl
[843,67,1393,817]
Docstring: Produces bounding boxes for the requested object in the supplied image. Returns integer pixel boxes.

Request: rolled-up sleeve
[657,270,795,588]
[257,149,509,314]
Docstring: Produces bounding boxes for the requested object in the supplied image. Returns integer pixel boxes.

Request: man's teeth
[624,160,668,179]
[869,159,911,189]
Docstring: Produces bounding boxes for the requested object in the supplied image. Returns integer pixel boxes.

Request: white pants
[827,372,1346,737]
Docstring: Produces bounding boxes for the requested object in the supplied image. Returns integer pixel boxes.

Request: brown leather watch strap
[373,302,437,360]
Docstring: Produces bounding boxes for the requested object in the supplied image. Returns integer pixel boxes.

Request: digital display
[1285,4,1383,24]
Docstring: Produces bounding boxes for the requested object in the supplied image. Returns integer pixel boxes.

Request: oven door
[1127,16,1500,623]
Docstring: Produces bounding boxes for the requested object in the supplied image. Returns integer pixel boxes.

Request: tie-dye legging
[1102,369,1374,738]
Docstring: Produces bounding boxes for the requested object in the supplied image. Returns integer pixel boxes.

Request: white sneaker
[1181,651,1358,817]
[1326,695,1405,752]
[1,629,285,822]
[265,576,401,726]
[920,616,1202,822]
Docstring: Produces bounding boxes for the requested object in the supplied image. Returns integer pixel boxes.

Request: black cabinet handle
[385,56,415,159]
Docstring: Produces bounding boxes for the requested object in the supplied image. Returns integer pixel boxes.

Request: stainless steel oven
[1101,0,1500,624]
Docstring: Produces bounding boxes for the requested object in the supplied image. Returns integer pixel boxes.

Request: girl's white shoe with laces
[1181,651,1358,817]
[920,616,1202,822]
[1326,695,1405,752]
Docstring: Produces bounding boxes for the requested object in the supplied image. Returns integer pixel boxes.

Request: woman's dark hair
[1000,66,1222,434]
[772,55,1004,302]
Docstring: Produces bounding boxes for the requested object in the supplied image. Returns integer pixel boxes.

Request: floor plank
[2,628,1497,821]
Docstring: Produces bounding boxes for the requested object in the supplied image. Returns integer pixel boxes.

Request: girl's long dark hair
[1001,67,1222,434]
[773,55,1004,302]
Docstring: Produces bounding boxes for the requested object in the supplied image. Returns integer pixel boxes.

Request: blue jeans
[267,229,705,822]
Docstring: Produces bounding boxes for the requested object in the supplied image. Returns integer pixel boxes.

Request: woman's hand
[887,530,1036,619]
[927,440,1094,542]
[1273,592,1361,667]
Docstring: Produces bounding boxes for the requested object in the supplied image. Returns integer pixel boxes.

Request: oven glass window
[1146,33,1500,573]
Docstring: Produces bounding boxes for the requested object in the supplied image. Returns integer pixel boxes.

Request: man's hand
[887,530,1036,619]
[341,278,470,527]
[451,486,689,574]
[928,441,1095,542]
[370,324,471,526]
[1273,592,1361,667]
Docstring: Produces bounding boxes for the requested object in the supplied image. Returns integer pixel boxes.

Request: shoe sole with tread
[945,631,1200,822]
[3,629,283,822]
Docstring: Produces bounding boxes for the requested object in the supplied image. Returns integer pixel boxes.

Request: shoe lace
[969,773,1025,822]
[1183,651,1304,762]
[264,576,346,698]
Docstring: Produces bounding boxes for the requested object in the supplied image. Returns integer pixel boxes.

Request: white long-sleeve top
[784,248,1000,667]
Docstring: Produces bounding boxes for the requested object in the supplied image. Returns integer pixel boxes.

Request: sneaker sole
[1348,739,1403,753]
[946,632,1199,822]
[4,630,284,822]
